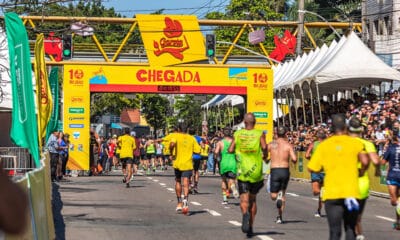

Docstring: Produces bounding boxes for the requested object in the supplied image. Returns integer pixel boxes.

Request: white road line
[228,220,241,226]
[153,179,159,182]
[257,235,274,240]
[376,215,396,222]
[190,201,202,206]
[159,183,166,186]
[204,208,221,216]
[167,188,174,191]
[147,177,153,180]
[286,193,299,197]
[312,198,319,201]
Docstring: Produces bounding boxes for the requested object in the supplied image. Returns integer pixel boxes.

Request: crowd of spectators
[278,89,400,155]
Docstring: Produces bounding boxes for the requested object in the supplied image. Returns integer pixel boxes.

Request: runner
[214,127,239,204]
[190,128,202,194]
[305,128,327,217]
[107,135,117,172]
[131,131,141,179]
[228,113,268,237]
[268,126,297,224]
[169,124,201,215]
[381,127,400,230]
[308,114,369,240]
[145,137,156,174]
[118,128,136,188]
[200,139,210,175]
[347,117,380,239]
[155,139,164,171]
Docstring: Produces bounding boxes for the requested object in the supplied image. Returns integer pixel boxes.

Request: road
[53,169,398,240]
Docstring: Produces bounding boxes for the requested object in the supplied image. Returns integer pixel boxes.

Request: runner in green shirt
[228,113,268,237]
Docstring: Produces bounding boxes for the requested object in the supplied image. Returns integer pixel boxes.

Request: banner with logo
[46,67,59,141]
[35,33,53,147]
[64,66,90,170]
[5,12,40,167]
[136,14,207,67]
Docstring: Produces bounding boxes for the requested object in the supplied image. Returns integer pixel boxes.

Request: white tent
[274,32,400,94]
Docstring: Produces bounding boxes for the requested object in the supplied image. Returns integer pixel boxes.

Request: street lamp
[298,10,341,38]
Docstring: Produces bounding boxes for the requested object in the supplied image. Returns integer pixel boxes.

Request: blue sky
[102,0,229,18]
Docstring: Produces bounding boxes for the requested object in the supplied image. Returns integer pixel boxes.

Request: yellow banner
[64,67,90,170]
[34,33,52,146]
[136,14,207,66]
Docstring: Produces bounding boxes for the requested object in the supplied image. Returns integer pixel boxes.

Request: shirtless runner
[267,126,297,224]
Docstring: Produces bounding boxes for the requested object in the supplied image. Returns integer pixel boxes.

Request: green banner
[5,12,40,167]
[46,67,59,141]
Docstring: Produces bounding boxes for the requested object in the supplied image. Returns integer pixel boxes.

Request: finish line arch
[63,64,273,170]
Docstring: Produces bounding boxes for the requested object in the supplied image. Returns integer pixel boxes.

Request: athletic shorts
[221,171,236,179]
[146,153,155,160]
[133,156,140,165]
[270,168,290,193]
[156,154,163,158]
[193,159,201,171]
[357,198,367,215]
[201,156,208,161]
[311,172,325,183]
[174,169,193,180]
[386,179,400,187]
[238,180,264,195]
[120,157,133,165]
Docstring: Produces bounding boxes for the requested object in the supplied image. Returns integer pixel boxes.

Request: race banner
[46,67,59,141]
[35,33,53,148]
[5,12,40,167]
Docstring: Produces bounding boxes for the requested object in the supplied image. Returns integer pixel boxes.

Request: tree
[205,0,285,50]
[140,94,169,138]
[90,93,139,122]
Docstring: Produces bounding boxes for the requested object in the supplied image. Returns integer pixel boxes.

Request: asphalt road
[53,169,399,240]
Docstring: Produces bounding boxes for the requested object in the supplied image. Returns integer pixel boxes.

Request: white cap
[130,131,136,137]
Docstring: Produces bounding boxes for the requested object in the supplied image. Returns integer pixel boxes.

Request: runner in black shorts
[269,168,290,193]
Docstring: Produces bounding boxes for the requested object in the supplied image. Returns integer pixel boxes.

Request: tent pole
[286,95,293,131]
[275,97,280,128]
[309,84,315,126]
[316,83,323,125]
[301,88,307,126]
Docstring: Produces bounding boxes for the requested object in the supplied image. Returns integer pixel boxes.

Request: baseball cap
[130,131,136,137]
[363,100,370,105]
[112,134,117,138]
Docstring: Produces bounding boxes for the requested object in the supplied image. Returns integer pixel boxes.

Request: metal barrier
[0,147,35,177]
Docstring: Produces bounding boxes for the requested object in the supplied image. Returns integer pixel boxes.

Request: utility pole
[361,0,367,43]
[296,0,305,56]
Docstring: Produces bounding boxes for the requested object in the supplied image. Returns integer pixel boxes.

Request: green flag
[46,67,59,141]
[5,12,40,167]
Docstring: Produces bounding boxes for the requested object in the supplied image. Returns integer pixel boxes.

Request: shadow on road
[282,219,308,224]
[253,231,285,236]
[59,186,98,193]
[52,183,65,240]
[188,210,207,216]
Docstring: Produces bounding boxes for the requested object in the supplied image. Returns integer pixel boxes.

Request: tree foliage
[90,93,139,122]
[140,94,169,137]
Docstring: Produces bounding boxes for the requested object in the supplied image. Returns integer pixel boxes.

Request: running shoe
[193,187,199,194]
[276,191,283,209]
[222,200,228,205]
[314,210,321,217]
[176,206,182,213]
[396,200,400,215]
[122,177,127,183]
[356,235,365,240]
[394,222,400,230]
[246,227,254,238]
[182,200,189,215]
[231,184,239,199]
[241,212,250,233]
[276,216,283,224]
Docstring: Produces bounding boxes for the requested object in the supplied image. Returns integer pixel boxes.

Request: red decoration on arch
[44,32,62,62]
[269,30,297,62]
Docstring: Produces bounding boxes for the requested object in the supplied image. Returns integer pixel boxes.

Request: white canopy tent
[274,32,400,94]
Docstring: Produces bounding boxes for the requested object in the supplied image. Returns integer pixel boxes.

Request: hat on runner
[112,134,117,138]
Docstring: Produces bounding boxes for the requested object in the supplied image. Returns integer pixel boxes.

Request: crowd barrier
[5,152,55,240]
[288,151,388,196]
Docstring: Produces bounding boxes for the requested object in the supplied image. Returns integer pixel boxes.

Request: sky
[102,0,230,18]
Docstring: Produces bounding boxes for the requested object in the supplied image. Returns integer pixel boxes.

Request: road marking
[159,183,166,186]
[153,179,159,182]
[376,215,395,222]
[167,188,174,191]
[147,177,153,180]
[204,209,221,216]
[312,198,319,201]
[286,192,299,197]
[257,235,274,240]
[228,220,241,226]
[191,201,202,206]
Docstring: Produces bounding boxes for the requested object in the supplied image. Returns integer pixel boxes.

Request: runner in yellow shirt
[169,124,201,215]
[117,128,136,188]
[308,114,369,240]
